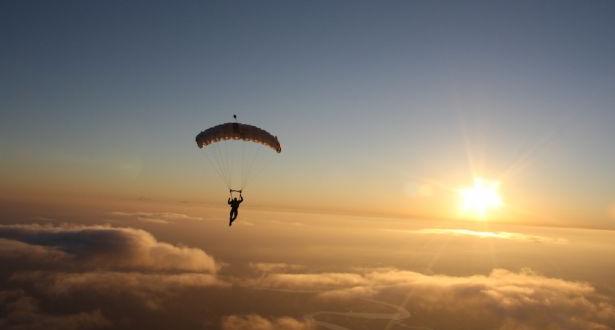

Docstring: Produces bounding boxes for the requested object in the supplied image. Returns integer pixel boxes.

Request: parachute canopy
[195,122,281,153]
[195,121,281,192]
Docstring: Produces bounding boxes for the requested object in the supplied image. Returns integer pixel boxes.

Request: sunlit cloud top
[398,228,567,244]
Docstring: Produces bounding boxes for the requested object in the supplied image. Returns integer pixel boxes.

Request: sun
[458,177,503,219]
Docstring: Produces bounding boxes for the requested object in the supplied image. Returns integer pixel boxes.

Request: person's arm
[228,198,231,204]
[239,194,244,202]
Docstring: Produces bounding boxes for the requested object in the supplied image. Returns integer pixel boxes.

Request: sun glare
[458,177,503,219]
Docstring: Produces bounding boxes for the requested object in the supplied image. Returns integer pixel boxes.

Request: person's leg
[229,209,235,226]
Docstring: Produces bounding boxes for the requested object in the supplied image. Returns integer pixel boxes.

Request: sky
[2,1,615,227]
[2,2,615,329]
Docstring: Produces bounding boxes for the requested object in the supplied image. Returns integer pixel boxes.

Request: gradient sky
[2,1,615,227]
[3,3,615,329]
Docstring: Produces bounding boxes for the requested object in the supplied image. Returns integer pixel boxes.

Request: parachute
[196,122,281,153]
[195,118,281,193]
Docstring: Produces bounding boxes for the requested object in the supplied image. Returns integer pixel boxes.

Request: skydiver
[228,191,243,226]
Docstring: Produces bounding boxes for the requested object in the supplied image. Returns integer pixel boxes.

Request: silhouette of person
[228,192,243,226]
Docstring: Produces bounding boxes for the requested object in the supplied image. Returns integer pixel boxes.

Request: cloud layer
[0,223,224,329]
[0,289,111,330]
[110,211,205,224]
[0,224,217,272]
[247,267,615,329]
[222,314,312,330]
[1,222,614,329]
[393,227,568,244]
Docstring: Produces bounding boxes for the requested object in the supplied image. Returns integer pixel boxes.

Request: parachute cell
[195,123,281,153]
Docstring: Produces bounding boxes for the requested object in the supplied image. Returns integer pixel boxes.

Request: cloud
[2,222,613,329]
[0,289,111,330]
[393,228,568,244]
[0,224,217,273]
[0,238,68,266]
[250,273,367,291]
[246,268,615,329]
[110,211,204,224]
[249,262,305,273]
[221,314,313,330]
[13,271,227,295]
[0,223,226,328]
[316,285,377,300]
[11,271,228,310]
